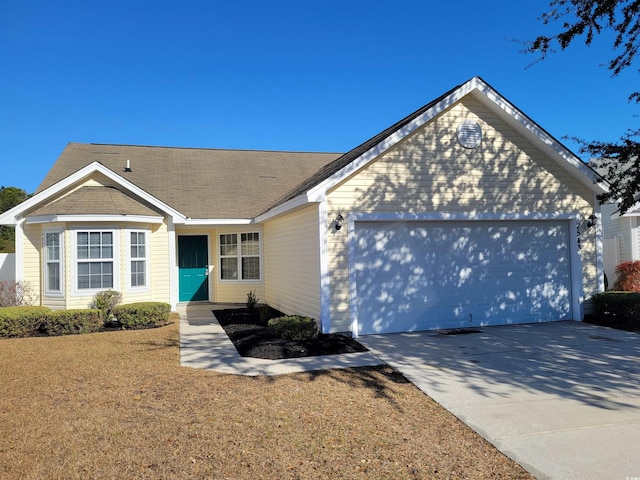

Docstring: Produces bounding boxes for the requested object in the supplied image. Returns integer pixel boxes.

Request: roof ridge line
[84,142,342,155]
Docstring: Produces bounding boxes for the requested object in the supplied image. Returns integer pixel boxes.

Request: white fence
[0,253,16,281]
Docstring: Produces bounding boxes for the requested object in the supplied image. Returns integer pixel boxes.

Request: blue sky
[1,0,637,193]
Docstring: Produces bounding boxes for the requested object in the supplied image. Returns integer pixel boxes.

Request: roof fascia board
[254,194,316,223]
[26,214,164,224]
[183,218,253,225]
[0,161,187,226]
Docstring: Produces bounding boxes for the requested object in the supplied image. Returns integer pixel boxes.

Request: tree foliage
[526,0,640,213]
[0,186,29,253]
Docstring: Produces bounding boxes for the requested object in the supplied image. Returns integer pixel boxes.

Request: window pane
[77,232,88,246]
[242,257,260,280]
[46,232,59,248]
[220,257,238,280]
[241,232,260,255]
[102,245,113,259]
[47,246,59,261]
[90,232,101,245]
[78,275,89,289]
[46,233,59,261]
[131,260,145,287]
[77,261,113,290]
[90,273,102,288]
[47,263,60,291]
[77,245,89,259]
[90,245,101,258]
[130,231,145,259]
[220,234,237,256]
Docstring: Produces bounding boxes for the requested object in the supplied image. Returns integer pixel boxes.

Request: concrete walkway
[359,321,640,480]
[178,303,384,376]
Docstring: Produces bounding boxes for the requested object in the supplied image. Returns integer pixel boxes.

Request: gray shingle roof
[30,186,162,217]
[37,144,341,219]
[34,81,468,220]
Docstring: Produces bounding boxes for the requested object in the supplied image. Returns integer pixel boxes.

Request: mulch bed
[213,308,368,360]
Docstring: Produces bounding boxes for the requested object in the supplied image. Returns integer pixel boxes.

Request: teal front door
[178,235,209,302]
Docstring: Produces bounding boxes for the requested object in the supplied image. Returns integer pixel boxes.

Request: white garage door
[353,220,573,335]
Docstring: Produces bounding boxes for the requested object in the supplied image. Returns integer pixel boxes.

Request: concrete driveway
[358,321,640,480]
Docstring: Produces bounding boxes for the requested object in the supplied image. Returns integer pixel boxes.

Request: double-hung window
[76,231,114,290]
[129,231,147,288]
[219,232,261,281]
[44,230,63,294]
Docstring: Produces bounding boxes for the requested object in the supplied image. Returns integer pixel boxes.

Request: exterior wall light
[334,213,344,231]
[585,213,597,229]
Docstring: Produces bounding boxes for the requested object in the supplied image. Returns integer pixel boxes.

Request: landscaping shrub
[0,306,50,338]
[91,289,122,323]
[258,303,272,324]
[246,290,258,311]
[111,302,171,329]
[0,280,37,307]
[268,315,319,341]
[591,292,640,330]
[39,309,102,336]
[612,261,640,292]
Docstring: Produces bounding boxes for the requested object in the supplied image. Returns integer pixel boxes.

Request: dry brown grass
[0,318,533,480]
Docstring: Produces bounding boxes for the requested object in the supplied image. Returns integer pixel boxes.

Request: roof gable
[257,77,607,221]
[0,162,184,226]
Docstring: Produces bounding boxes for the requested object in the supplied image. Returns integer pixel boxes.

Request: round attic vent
[457,119,482,149]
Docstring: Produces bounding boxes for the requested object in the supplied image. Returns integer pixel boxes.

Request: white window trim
[218,231,263,283]
[43,228,64,297]
[71,227,120,296]
[126,229,150,292]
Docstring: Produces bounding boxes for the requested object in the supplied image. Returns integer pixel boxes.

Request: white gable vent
[457,119,482,149]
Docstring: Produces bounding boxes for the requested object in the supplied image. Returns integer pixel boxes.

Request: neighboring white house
[0,77,608,336]
[600,202,640,287]
[0,253,16,282]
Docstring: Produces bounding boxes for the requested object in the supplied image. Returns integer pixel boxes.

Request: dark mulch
[213,308,368,360]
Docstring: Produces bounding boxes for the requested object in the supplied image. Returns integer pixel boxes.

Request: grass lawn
[0,318,532,479]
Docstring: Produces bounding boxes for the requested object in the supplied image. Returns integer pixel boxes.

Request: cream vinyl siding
[327,97,597,332]
[148,222,171,302]
[22,223,42,307]
[263,205,321,320]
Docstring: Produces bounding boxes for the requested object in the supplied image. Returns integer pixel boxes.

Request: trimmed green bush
[591,292,640,329]
[111,302,171,329]
[39,309,102,336]
[0,306,50,338]
[268,315,319,341]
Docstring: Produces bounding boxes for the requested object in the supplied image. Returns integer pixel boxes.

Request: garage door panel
[354,221,573,335]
